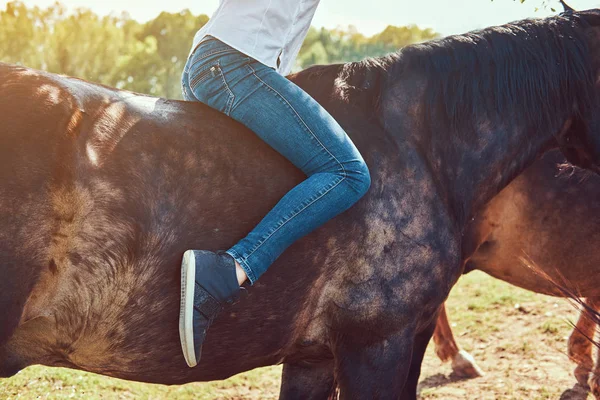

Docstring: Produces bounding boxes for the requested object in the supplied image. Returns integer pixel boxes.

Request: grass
[0,365,282,400]
[0,271,583,399]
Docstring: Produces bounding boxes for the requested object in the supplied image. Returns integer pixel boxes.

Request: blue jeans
[181,36,370,283]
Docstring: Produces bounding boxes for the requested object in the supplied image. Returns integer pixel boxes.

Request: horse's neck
[433,125,556,225]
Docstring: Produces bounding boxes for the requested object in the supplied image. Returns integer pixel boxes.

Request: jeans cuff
[225,248,257,285]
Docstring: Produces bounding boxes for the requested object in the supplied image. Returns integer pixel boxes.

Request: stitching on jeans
[182,69,197,101]
[247,64,348,180]
[244,175,347,260]
[257,175,344,235]
[190,48,233,68]
[189,65,215,90]
[182,77,193,101]
[226,92,235,115]
[226,249,256,283]
[229,62,261,114]
[261,174,344,231]
[216,63,235,115]
[189,61,235,113]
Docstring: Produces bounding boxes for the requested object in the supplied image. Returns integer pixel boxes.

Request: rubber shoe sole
[179,250,198,367]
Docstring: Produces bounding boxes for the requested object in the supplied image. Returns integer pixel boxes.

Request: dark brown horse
[2,10,600,400]
[432,150,600,397]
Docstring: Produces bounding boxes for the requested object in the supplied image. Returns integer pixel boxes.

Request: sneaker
[179,250,240,367]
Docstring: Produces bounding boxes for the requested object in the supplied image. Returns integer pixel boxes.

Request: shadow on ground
[418,372,472,391]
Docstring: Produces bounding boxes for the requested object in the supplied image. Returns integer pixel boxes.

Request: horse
[431,149,600,397]
[1,9,600,399]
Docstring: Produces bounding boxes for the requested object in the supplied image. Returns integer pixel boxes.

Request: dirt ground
[419,272,590,400]
[0,271,594,399]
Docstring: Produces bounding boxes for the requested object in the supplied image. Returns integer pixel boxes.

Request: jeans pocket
[189,61,235,115]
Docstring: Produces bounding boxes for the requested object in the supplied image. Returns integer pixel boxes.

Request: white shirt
[191,0,321,76]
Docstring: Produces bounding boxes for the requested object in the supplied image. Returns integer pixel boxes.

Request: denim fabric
[181,36,371,284]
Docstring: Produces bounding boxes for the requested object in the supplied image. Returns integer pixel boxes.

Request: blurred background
[0,0,597,100]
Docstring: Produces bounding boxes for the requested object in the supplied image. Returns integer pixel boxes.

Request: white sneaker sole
[179,250,198,367]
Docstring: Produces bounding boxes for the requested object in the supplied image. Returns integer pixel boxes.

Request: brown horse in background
[433,150,600,397]
[2,10,600,400]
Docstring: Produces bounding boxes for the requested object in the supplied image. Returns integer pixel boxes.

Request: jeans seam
[181,72,191,100]
[189,60,235,114]
[226,248,256,284]
[242,174,347,261]
[190,48,233,69]
[257,175,343,238]
[281,176,343,217]
[183,84,193,101]
[229,62,259,114]
[247,64,348,181]
[217,63,235,115]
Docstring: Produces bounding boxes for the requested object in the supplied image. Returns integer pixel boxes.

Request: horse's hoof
[451,350,484,378]
[575,365,591,388]
[588,373,600,398]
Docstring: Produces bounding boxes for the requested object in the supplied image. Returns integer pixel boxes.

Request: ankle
[235,261,248,286]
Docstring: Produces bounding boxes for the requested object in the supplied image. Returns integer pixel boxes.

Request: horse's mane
[332,12,598,135]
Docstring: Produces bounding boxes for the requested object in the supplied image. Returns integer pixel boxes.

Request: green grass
[0,364,282,399]
[442,271,573,340]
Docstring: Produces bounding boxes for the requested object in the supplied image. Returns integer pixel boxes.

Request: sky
[1,0,599,36]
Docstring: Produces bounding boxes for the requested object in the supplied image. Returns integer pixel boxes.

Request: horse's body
[2,10,600,399]
[465,151,600,296]
[432,150,600,395]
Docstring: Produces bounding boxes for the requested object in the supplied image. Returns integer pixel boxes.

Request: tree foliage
[0,1,439,99]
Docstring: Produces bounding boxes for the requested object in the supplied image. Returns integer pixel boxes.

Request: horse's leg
[333,329,414,400]
[400,316,438,400]
[279,361,337,400]
[568,297,600,387]
[433,302,484,378]
[591,343,600,400]
[579,298,600,397]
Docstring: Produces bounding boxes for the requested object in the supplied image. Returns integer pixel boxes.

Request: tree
[125,10,208,98]
[0,1,440,99]
[297,24,439,69]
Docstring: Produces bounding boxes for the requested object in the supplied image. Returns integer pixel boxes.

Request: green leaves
[297,24,439,70]
[0,1,439,99]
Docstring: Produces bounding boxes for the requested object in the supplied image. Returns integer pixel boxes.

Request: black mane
[332,12,598,135]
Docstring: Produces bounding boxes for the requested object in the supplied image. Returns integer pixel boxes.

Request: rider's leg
[179,37,370,367]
